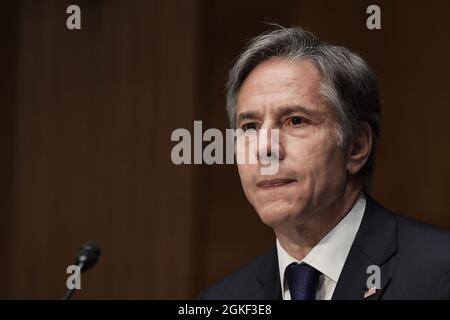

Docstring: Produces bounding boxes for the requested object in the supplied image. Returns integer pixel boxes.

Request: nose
[257,127,285,165]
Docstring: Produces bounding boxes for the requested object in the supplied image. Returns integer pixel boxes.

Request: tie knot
[286,263,321,300]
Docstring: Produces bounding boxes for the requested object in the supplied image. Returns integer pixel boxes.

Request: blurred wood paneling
[0,1,19,299]
[8,0,199,299]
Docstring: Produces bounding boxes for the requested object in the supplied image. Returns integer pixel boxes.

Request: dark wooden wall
[1,0,449,299]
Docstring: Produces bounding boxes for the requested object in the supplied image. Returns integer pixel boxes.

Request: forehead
[236,57,327,117]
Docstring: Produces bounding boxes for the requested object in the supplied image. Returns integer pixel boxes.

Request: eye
[241,122,258,131]
[288,116,305,126]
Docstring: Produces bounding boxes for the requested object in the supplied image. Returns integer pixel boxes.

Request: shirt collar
[277,194,366,292]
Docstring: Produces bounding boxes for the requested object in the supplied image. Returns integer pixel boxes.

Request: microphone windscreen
[76,241,101,272]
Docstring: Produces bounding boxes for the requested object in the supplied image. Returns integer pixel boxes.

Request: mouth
[257,178,296,189]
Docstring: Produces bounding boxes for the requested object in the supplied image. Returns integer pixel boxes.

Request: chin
[255,203,298,228]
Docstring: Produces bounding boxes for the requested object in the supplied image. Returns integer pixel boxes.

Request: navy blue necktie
[286,262,321,300]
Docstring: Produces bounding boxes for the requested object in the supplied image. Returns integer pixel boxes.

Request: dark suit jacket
[199,196,450,299]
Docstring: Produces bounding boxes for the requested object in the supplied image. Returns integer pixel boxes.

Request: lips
[257,178,296,189]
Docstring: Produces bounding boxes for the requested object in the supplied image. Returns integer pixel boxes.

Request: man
[199,26,450,300]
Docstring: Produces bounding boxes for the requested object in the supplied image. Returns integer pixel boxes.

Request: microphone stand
[62,261,85,300]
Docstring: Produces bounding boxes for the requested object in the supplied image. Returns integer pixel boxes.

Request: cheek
[310,143,347,191]
[237,164,260,208]
[237,164,255,191]
[286,133,345,182]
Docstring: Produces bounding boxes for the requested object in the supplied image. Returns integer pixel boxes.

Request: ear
[346,122,372,175]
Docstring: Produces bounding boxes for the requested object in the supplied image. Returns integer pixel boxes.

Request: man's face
[235,57,348,228]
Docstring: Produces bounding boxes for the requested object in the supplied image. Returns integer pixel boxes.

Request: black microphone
[63,241,101,300]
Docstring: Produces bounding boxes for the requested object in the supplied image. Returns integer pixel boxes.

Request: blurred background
[1,0,449,299]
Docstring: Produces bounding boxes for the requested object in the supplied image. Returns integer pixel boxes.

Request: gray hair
[226,26,381,193]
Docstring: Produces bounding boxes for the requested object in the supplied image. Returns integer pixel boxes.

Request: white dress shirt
[277,194,366,300]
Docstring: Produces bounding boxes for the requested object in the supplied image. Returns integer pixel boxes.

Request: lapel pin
[364,287,377,299]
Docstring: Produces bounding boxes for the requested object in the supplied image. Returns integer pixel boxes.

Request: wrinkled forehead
[236,57,330,122]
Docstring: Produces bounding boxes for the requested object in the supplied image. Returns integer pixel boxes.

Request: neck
[275,181,363,261]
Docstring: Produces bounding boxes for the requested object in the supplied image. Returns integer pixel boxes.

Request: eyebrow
[237,104,318,124]
[237,111,261,122]
[277,105,316,118]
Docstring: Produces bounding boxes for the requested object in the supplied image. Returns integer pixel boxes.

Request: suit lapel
[257,246,282,299]
[332,195,397,300]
